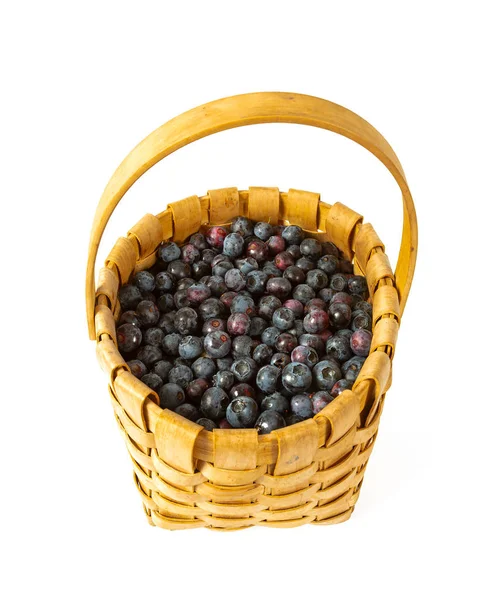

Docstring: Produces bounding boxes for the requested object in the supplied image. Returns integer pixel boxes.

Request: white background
[1,2,488,599]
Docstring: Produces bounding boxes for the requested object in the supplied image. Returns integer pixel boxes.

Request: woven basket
[86,92,417,530]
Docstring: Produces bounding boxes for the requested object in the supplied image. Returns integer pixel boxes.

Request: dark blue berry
[342,355,366,382]
[317,254,339,275]
[118,311,141,327]
[350,329,372,357]
[141,373,163,391]
[231,357,258,383]
[227,312,251,336]
[143,327,164,347]
[328,302,352,328]
[292,284,315,303]
[306,269,328,291]
[266,277,292,299]
[272,307,295,331]
[226,397,259,428]
[117,323,142,353]
[162,333,182,356]
[199,297,225,320]
[186,378,209,403]
[331,379,353,397]
[178,336,203,359]
[159,382,186,409]
[223,232,245,258]
[204,331,232,358]
[213,370,235,390]
[258,295,282,320]
[295,257,316,272]
[282,225,304,245]
[326,335,353,363]
[312,390,333,414]
[137,344,163,367]
[249,317,268,337]
[299,333,325,355]
[119,284,143,310]
[284,265,306,286]
[200,387,230,420]
[206,226,228,250]
[224,268,247,291]
[290,394,314,419]
[155,272,175,293]
[168,365,193,388]
[167,260,191,280]
[254,222,273,241]
[256,365,281,393]
[126,359,147,379]
[270,352,291,369]
[196,417,217,431]
[291,345,319,367]
[246,269,269,294]
[231,216,254,237]
[255,410,286,434]
[230,383,256,400]
[282,362,312,394]
[253,343,273,365]
[174,403,200,421]
[133,270,155,292]
[191,356,217,379]
[152,360,173,382]
[186,283,211,305]
[189,232,208,251]
[275,332,297,354]
[174,307,198,335]
[247,239,269,263]
[351,310,372,332]
[213,259,234,278]
[181,243,200,264]
[261,326,281,347]
[158,242,181,263]
[232,335,254,358]
[313,359,342,391]
[260,392,289,416]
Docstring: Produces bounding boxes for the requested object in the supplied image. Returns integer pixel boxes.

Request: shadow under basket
[86,92,417,530]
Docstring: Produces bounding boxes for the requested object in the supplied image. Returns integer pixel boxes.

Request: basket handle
[86,92,417,339]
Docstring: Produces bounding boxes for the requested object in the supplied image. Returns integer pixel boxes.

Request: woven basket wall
[86,93,417,530]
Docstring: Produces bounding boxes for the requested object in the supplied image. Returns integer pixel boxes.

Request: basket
[86,92,417,530]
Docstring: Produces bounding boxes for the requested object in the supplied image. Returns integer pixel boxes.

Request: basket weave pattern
[86,92,417,530]
[95,187,396,530]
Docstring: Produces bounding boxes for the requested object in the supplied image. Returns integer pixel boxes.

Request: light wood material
[86,92,417,339]
[86,91,417,530]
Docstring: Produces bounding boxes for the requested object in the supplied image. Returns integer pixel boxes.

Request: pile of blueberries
[115,217,372,435]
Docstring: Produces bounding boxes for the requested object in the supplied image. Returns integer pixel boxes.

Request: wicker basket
[86,92,417,530]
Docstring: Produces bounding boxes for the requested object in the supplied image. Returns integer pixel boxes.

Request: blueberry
[177,277,195,291]
[202,248,218,265]
[260,392,289,416]
[285,415,304,426]
[331,379,353,397]
[199,297,225,320]
[227,312,251,336]
[275,332,297,354]
[253,343,273,365]
[167,260,191,280]
[186,378,210,403]
[159,382,186,409]
[350,329,372,357]
[158,242,181,263]
[213,259,234,278]
[141,373,163,391]
[200,387,230,420]
[158,312,177,334]
[303,309,329,334]
[137,344,163,367]
[178,335,203,359]
[272,307,295,331]
[249,317,268,337]
[336,328,354,341]
[189,232,208,251]
[192,260,211,279]
[174,307,199,335]
[299,333,325,355]
[322,241,339,257]
[230,383,256,400]
[355,300,372,315]
[126,359,147,379]
[290,319,305,338]
[155,272,175,293]
[219,419,233,429]
[292,284,315,303]
[258,295,282,319]
[173,403,200,421]
[247,239,268,262]
[173,289,191,309]
[202,318,227,335]
[328,302,352,328]
[255,410,286,434]
[304,298,327,314]
[223,232,245,258]
[330,273,348,292]
[226,397,259,428]
[284,265,306,286]
[312,390,333,414]
[282,225,304,245]
[206,226,228,250]
[256,365,281,393]
[118,311,141,327]
[117,323,143,353]
[231,357,257,383]
[331,291,353,306]
[261,326,281,347]
[296,258,315,273]
[235,256,259,275]
[204,331,232,358]
[168,365,193,388]
[196,417,217,431]
[317,255,339,275]
[143,327,164,347]
[326,335,353,363]
[291,345,319,368]
[306,269,329,291]
[318,288,334,304]
[119,285,143,310]
[152,360,173,382]
[230,294,255,316]
[290,394,314,419]
[213,370,235,390]
[266,277,292,299]
[313,359,342,391]
[224,268,246,292]
[342,355,366,382]
[267,235,286,256]
[186,283,211,305]
[262,262,282,277]
[299,238,322,260]
[283,299,304,318]
[254,222,273,241]
[231,216,254,237]
[191,356,217,379]
[351,310,372,332]
[162,333,182,356]
[133,270,155,293]
[157,293,175,313]
[246,269,269,294]
[217,357,234,371]
[270,352,291,369]
[232,335,254,358]
[348,275,368,297]
[181,243,200,264]
[282,362,312,394]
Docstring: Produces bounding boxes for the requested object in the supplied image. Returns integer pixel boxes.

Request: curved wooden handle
[87,92,417,338]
